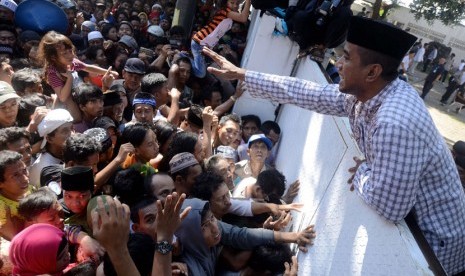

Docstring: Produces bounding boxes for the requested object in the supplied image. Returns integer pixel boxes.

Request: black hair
[63,261,96,276]
[256,169,286,202]
[202,82,223,103]
[113,167,147,206]
[158,131,199,172]
[103,233,155,276]
[129,15,141,23]
[0,150,22,183]
[174,56,192,67]
[247,244,292,274]
[187,104,203,128]
[11,68,41,94]
[100,23,117,40]
[118,20,134,33]
[241,114,261,129]
[122,123,153,147]
[76,84,103,106]
[18,187,57,221]
[140,73,167,95]
[260,121,281,135]
[219,113,241,126]
[130,195,157,224]
[0,127,30,150]
[17,94,50,127]
[10,58,30,71]
[357,46,401,82]
[0,24,17,37]
[152,120,177,152]
[63,133,102,163]
[85,45,104,61]
[190,171,224,201]
[169,25,186,38]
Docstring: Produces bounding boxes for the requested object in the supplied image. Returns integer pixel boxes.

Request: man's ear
[132,223,140,232]
[366,64,383,82]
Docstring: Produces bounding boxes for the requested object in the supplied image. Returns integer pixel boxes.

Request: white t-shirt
[29,152,63,188]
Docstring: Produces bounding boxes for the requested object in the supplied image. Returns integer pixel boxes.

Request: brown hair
[38,31,75,76]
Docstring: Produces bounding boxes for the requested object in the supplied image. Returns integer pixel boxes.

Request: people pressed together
[0,0,462,275]
[0,0,310,275]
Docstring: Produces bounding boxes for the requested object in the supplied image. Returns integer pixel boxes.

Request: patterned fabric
[46,58,86,89]
[245,71,465,274]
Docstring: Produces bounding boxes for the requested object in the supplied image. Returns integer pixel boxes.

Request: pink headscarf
[9,223,66,276]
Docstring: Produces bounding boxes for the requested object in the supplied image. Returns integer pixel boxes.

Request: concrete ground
[407,69,465,147]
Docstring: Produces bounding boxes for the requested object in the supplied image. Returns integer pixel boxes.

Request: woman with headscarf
[9,223,70,275]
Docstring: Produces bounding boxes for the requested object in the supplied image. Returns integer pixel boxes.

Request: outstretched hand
[155,192,191,242]
[202,47,247,81]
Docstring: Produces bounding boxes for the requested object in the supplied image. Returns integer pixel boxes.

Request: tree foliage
[409,0,465,26]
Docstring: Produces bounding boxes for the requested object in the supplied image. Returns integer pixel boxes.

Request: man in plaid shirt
[203,16,465,274]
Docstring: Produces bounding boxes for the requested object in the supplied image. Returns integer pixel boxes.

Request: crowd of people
[0,0,464,275]
[0,0,318,275]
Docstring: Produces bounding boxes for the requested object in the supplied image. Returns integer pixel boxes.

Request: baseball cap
[247,134,272,150]
[88,31,103,41]
[37,109,73,149]
[0,81,19,105]
[147,25,164,37]
[119,35,138,50]
[109,83,126,95]
[124,58,146,75]
[169,152,199,174]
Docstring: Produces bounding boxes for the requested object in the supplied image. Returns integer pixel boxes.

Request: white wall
[235,10,434,275]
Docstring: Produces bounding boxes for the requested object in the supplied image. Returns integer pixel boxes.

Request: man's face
[7,137,32,166]
[0,30,16,48]
[213,159,235,190]
[201,210,220,248]
[247,141,269,163]
[150,174,175,204]
[0,98,18,127]
[0,62,13,83]
[210,183,231,219]
[134,202,158,241]
[194,139,205,163]
[0,7,13,21]
[177,61,191,85]
[218,120,240,147]
[63,190,92,214]
[266,130,280,147]
[47,123,73,149]
[335,42,368,96]
[242,121,259,142]
[207,91,222,110]
[153,84,170,106]
[134,104,154,124]
[177,164,202,193]
[108,103,124,123]
[135,130,159,163]
[122,71,143,92]
[0,160,29,200]
[118,24,133,37]
[32,201,65,230]
[80,98,104,119]
[72,153,100,175]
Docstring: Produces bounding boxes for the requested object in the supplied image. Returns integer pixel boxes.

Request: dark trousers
[423,59,432,72]
[421,80,434,99]
[441,70,449,82]
[441,80,459,103]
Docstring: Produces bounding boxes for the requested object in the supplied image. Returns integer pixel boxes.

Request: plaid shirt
[245,71,465,274]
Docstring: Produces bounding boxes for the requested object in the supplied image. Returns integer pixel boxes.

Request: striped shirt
[46,58,86,89]
[193,7,232,47]
[245,71,465,274]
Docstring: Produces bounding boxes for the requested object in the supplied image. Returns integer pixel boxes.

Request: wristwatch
[155,241,173,255]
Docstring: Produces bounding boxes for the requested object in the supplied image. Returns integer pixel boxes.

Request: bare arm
[227,0,251,23]
[94,143,135,191]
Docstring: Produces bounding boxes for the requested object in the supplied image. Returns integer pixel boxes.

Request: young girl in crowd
[38,31,118,122]
[9,223,70,275]
[190,0,251,78]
